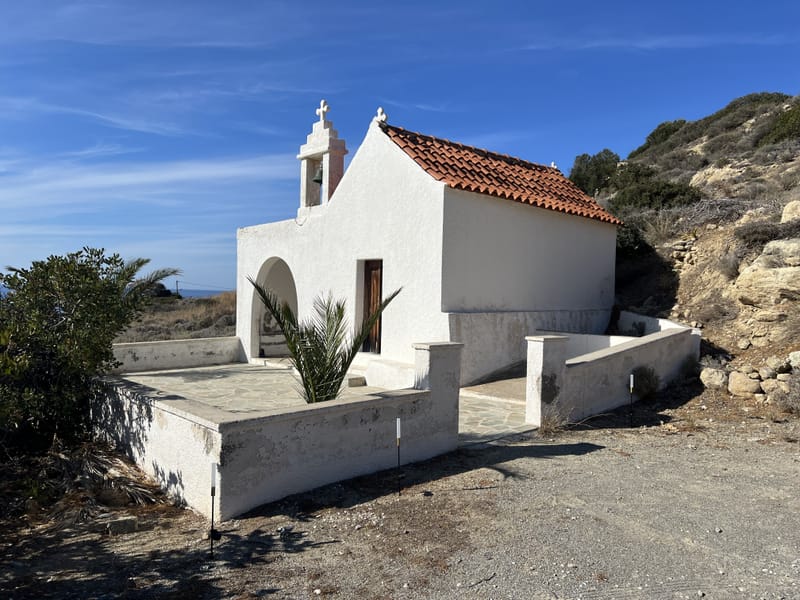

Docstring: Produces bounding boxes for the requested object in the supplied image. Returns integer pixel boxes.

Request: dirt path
[2,409,799,600]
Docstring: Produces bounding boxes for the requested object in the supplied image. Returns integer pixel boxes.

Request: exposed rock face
[700,368,727,389]
[727,371,762,396]
[735,239,800,308]
[781,200,800,223]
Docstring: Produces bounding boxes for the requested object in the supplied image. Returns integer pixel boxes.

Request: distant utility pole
[175,280,180,296]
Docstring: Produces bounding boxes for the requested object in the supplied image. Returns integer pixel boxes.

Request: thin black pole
[396,417,401,497]
[210,492,215,559]
[210,462,216,559]
[629,373,634,428]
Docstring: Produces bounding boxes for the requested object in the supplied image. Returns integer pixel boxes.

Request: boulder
[781,200,800,223]
[758,367,777,380]
[789,351,800,370]
[760,379,781,395]
[764,356,791,374]
[700,368,727,389]
[735,240,800,307]
[728,371,763,396]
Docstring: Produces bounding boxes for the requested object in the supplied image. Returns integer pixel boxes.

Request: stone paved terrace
[121,362,532,443]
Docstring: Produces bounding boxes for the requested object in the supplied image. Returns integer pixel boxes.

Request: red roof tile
[380,123,621,225]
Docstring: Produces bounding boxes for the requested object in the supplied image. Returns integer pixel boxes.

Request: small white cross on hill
[316,99,329,122]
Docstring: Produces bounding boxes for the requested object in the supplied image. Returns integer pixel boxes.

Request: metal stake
[629,373,635,427]
[396,417,401,497]
[210,462,217,559]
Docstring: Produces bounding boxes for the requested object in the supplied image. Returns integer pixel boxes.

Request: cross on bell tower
[297,99,348,216]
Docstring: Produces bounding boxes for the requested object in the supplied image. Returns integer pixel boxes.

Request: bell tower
[297,99,348,216]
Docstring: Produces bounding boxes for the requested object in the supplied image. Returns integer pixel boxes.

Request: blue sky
[1,1,798,291]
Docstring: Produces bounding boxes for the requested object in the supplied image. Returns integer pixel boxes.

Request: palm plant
[248,277,400,403]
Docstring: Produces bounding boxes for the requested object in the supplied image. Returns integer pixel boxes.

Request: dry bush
[773,377,800,415]
[717,251,741,280]
[116,291,237,342]
[642,211,680,245]
[538,402,570,436]
[694,301,737,324]
[734,219,800,250]
[632,366,660,401]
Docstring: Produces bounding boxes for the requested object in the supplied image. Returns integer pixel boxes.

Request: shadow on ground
[0,505,325,599]
[243,438,604,521]
[570,378,706,430]
[1,436,602,599]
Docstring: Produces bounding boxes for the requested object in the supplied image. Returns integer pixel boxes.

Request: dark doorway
[362,260,383,353]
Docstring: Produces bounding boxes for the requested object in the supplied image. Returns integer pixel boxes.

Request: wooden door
[362,260,383,353]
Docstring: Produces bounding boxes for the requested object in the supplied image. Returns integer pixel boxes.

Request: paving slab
[122,363,532,443]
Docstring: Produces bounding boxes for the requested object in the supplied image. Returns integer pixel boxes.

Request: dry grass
[773,377,800,415]
[116,291,236,342]
[538,402,570,436]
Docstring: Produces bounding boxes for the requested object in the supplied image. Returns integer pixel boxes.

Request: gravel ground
[2,408,799,600]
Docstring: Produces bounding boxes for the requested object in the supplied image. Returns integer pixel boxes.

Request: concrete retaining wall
[99,342,462,520]
[526,323,701,426]
[617,310,686,336]
[538,331,633,360]
[447,309,611,385]
[112,337,245,373]
[96,381,222,518]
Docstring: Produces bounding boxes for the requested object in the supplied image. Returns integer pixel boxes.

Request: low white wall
[100,342,462,520]
[448,309,611,385]
[617,310,685,336]
[97,381,222,518]
[538,331,633,360]
[113,337,245,373]
[526,327,701,425]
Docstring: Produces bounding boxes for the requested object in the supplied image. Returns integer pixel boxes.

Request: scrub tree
[0,248,179,449]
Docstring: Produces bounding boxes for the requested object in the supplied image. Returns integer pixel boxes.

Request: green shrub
[757,102,800,146]
[632,366,660,401]
[569,149,620,195]
[629,119,687,158]
[615,222,651,258]
[0,248,178,449]
[609,179,702,212]
[734,219,800,250]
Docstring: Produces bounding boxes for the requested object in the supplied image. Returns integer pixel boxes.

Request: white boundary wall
[526,320,701,425]
[99,342,462,520]
[617,310,687,335]
[113,337,245,373]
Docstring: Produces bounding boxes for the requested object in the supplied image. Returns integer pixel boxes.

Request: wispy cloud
[0,153,297,213]
[60,142,144,159]
[0,96,187,136]
[524,33,797,52]
[0,1,309,49]
[380,98,455,114]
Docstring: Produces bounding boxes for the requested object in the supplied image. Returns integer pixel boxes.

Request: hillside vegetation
[570,91,800,417]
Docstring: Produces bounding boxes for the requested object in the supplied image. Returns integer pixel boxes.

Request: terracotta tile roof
[380,123,621,225]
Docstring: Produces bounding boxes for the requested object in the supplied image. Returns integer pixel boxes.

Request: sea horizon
[178,288,233,299]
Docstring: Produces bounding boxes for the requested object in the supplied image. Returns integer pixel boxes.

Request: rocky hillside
[602,93,800,415]
[629,92,800,201]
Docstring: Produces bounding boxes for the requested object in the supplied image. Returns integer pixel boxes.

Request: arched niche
[249,257,298,358]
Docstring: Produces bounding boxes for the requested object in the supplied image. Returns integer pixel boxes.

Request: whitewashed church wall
[440,187,617,313]
[237,123,452,370]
